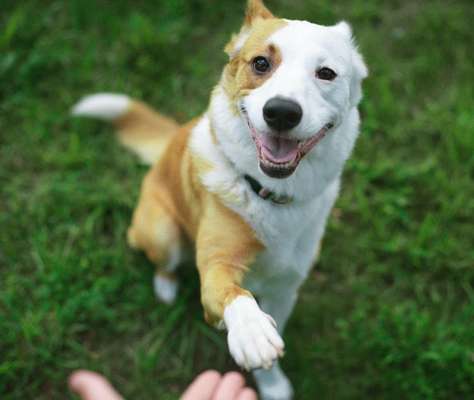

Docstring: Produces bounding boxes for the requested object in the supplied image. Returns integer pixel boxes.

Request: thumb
[69,370,124,400]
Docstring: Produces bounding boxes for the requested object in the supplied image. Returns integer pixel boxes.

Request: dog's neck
[208,85,361,203]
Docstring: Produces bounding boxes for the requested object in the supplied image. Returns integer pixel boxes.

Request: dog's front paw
[224,296,284,370]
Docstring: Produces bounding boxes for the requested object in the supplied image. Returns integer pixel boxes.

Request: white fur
[153,275,178,305]
[191,18,367,400]
[190,116,248,207]
[72,93,130,121]
[224,296,284,370]
[227,29,252,59]
[153,235,181,305]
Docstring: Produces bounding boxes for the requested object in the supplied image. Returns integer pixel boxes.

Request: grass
[1,0,473,398]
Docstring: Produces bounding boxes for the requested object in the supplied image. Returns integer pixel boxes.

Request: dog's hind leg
[127,174,183,305]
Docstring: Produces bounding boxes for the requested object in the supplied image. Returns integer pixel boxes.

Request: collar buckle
[244,175,293,205]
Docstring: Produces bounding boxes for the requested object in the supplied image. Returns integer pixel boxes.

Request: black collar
[244,175,293,205]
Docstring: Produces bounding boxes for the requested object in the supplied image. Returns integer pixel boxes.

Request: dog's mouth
[243,114,334,179]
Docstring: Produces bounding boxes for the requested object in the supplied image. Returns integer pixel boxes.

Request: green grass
[1,0,473,398]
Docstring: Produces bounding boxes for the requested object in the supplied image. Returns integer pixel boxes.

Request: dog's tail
[72,93,179,165]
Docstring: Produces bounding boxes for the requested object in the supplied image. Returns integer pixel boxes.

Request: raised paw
[224,296,284,370]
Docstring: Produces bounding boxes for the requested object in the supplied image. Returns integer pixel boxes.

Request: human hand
[69,369,257,400]
[180,370,257,400]
[69,370,123,400]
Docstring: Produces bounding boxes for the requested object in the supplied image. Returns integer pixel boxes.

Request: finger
[181,370,221,400]
[69,370,123,400]
[211,372,245,400]
[236,388,258,400]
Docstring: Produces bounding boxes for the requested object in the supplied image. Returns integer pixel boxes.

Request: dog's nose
[263,97,303,132]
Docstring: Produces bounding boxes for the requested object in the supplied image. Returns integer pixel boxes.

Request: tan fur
[196,196,264,325]
[223,17,287,109]
[124,113,263,325]
[224,0,276,56]
[244,0,275,26]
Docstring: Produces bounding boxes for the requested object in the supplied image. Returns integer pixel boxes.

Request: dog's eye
[252,56,271,74]
[316,67,337,81]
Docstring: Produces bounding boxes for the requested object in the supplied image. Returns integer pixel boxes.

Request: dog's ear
[244,0,274,27]
[334,21,368,106]
[225,0,275,59]
[350,47,368,106]
[333,21,352,39]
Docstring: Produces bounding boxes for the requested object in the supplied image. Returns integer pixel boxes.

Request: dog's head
[221,0,368,179]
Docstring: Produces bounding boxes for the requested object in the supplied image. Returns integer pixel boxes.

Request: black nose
[263,97,303,132]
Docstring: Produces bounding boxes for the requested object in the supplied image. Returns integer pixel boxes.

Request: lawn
[1,0,473,399]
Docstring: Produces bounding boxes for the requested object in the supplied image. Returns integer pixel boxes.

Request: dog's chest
[189,115,340,290]
[238,181,339,295]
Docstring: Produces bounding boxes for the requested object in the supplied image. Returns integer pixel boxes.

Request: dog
[72,1,367,398]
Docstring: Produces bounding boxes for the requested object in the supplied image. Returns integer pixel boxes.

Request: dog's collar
[244,175,293,205]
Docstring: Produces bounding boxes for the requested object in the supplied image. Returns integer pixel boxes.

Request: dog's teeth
[261,157,295,170]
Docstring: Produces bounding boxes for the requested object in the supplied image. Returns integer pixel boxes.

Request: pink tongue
[260,135,299,163]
